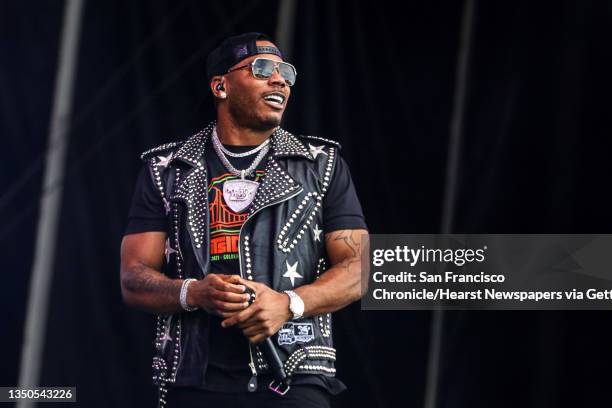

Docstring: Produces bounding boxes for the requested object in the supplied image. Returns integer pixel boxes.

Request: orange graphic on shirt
[208,171,265,257]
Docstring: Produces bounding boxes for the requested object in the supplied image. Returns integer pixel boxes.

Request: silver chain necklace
[211,127,271,212]
[216,136,270,158]
[212,127,270,178]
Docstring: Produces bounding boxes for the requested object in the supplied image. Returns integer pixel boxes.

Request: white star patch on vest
[308,144,327,159]
[283,261,303,286]
[165,238,177,263]
[313,224,322,242]
[156,153,173,168]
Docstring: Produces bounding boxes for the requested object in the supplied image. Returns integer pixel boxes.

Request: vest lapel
[248,128,313,215]
[169,123,214,275]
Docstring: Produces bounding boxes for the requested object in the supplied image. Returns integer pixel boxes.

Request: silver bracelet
[180,278,198,312]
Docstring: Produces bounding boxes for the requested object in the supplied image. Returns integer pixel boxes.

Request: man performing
[120,32,368,408]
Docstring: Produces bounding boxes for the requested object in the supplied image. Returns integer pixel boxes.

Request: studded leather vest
[141,122,341,390]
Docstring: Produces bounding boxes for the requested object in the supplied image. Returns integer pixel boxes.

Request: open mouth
[263,92,286,106]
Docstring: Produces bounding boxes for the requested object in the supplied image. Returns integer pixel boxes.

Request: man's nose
[268,66,286,87]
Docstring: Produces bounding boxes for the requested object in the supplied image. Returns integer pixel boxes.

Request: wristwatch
[284,290,304,320]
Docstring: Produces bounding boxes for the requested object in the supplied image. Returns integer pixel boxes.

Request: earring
[218,92,227,99]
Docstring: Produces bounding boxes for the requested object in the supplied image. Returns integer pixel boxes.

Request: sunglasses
[227,57,297,86]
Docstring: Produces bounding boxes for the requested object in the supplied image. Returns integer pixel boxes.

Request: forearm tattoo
[122,262,179,298]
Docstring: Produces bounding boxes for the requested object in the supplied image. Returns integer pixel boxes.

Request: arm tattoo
[122,262,179,298]
[327,230,364,272]
[327,230,362,257]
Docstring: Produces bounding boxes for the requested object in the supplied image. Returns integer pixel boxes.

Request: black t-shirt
[125,140,367,394]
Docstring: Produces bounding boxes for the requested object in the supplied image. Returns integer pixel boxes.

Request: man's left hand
[221,280,291,344]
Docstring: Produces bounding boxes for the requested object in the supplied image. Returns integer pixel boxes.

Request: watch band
[284,290,304,320]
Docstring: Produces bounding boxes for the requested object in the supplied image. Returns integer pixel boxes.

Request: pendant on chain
[223,178,259,213]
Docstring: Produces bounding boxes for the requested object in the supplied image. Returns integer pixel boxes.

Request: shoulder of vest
[296,134,342,150]
[140,141,184,161]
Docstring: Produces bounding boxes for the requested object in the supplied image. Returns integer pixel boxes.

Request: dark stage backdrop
[2,1,612,407]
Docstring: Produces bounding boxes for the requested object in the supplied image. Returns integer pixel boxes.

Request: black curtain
[2,1,612,407]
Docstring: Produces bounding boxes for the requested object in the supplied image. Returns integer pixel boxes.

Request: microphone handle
[244,286,288,383]
[261,337,288,382]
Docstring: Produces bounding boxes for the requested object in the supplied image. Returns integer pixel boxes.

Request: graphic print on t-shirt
[208,170,265,262]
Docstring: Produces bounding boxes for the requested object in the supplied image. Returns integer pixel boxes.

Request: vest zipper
[237,186,304,392]
[247,355,258,392]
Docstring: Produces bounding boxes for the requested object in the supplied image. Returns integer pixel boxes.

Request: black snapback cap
[206,32,283,80]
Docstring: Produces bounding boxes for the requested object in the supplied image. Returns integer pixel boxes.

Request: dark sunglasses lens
[252,59,296,86]
[278,63,296,86]
[252,59,275,78]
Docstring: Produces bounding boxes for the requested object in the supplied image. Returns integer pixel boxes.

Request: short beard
[227,95,281,131]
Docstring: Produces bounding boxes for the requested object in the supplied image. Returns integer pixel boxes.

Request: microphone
[244,286,291,395]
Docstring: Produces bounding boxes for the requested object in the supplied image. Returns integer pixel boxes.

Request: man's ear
[210,76,227,99]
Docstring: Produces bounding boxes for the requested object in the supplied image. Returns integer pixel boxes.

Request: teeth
[264,94,284,105]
